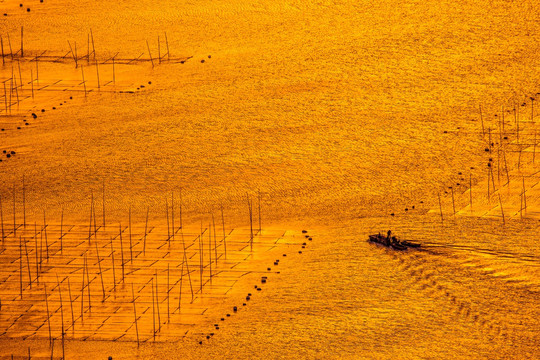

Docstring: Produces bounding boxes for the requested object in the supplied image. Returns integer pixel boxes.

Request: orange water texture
[1,0,540,359]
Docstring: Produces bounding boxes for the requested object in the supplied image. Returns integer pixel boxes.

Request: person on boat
[386,230,392,246]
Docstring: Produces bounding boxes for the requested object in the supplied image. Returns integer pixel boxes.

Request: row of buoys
[199,229,310,345]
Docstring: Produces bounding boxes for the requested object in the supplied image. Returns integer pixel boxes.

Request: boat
[368,231,421,250]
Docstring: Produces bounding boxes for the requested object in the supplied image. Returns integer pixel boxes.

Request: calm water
[1,0,540,358]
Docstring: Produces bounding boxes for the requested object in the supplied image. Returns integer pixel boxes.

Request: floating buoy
[233,306,237,312]
[302,230,307,233]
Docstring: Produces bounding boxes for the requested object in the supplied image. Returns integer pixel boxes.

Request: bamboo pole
[43,211,49,261]
[80,256,85,323]
[90,29,96,61]
[44,284,52,344]
[30,69,34,99]
[180,227,193,302]
[56,275,65,360]
[95,240,105,302]
[34,223,39,284]
[155,271,161,332]
[85,254,91,314]
[167,263,170,323]
[1,36,4,65]
[68,41,77,68]
[165,32,170,61]
[132,283,139,346]
[24,237,31,288]
[220,202,227,259]
[212,213,217,264]
[3,83,7,114]
[19,237,23,298]
[81,65,87,97]
[208,222,212,281]
[498,193,505,224]
[523,175,527,211]
[129,207,133,264]
[110,238,116,291]
[158,35,161,64]
[95,58,100,90]
[7,33,13,60]
[480,105,485,137]
[88,192,93,242]
[437,192,444,223]
[171,193,175,244]
[102,180,106,229]
[67,278,74,329]
[151,277,156,340]
[0,196,4,245]
[166,198,170,244]
[119,224,125,282]
[146,40,154,68]
[144,207,149,256]
[60,208,64,254]
[13,185,16,237]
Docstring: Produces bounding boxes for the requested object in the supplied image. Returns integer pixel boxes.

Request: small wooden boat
[368,232,420,250]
